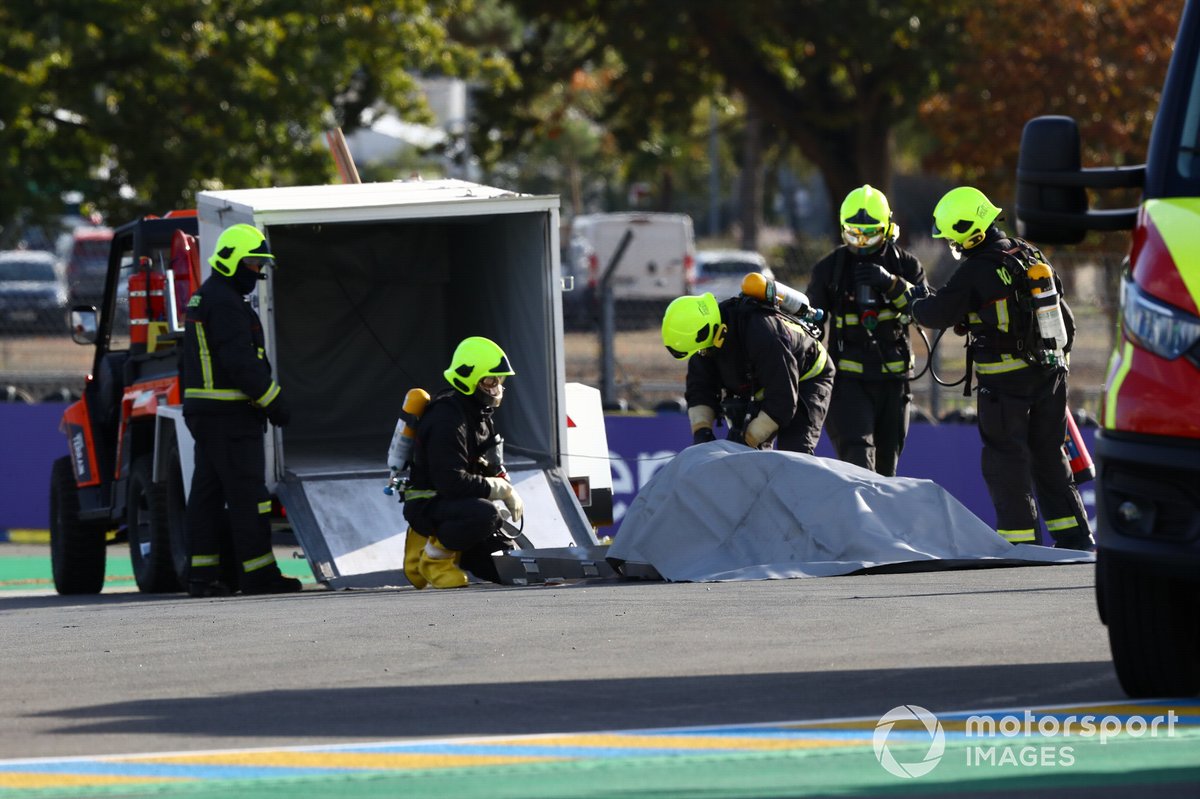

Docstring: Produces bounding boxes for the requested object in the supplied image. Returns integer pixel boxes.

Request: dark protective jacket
[181,274,281,417]
[806,241,927,380]
[885,228,1076,387]
[685,296,833,427]
[405,389,496,504]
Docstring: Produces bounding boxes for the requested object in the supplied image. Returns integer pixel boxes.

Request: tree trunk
[738,103,764,251]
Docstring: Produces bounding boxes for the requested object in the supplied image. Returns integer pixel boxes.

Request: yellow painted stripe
[0,773,189,789]
[496,733,853,751]
[3,529,50,544]
[1105,340,1134,429]
[131,751,562,769]
[1145,199,1200,311]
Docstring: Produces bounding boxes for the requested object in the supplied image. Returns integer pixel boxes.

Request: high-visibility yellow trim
[838,359,864,374]
[893,290,909,309]
[243,552,277,573]
[184,388,251,401]
[196,322,213,389]
[998,529,1036,543]
[1045,516,1079,532]
[1145,199,1200,311]
[799,344,828,381]
[968,312,982,324]
[975,355,1029,375]
[996,298,1010,333]
[884,360,907,372]
[191,554,220,567]
[403,489,437,500]
[255,382,280,407]
[1104,340,1134,429]
[257,500,272,514]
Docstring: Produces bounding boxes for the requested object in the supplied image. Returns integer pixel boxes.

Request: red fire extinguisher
[128,257,165,348]
[1063,410,1095,484]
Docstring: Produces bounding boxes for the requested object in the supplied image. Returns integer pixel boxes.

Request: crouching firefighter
[401,337,524,589]
[857,186,1093,550]
[181,223,301,596]
[661,289,834,453]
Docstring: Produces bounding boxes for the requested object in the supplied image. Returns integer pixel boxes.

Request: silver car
[0,250,68,334]
[691,249,773,300]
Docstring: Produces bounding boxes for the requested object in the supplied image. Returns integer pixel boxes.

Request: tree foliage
[919,0,1180,200]
[479,0,969,220]
[0,0,513,233]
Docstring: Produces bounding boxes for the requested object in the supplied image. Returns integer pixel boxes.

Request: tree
[0,1,514,234]
[918,0,1179,199]
[479,0,970,233]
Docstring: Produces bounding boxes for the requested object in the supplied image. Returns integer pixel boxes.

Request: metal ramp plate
[277,467,595,590]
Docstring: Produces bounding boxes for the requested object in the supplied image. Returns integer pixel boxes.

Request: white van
[567,212,696,325]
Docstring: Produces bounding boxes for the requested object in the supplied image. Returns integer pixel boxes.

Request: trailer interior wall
[267,213,557,476]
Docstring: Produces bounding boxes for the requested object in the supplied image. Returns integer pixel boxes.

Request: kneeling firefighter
[401,337,524,588]
[662,288,834,453]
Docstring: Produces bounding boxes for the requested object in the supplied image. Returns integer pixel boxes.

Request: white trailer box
[195,179,599,587]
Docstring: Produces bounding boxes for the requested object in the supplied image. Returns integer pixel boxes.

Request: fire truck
[49,180,613,595]
[1016,0,1200,697]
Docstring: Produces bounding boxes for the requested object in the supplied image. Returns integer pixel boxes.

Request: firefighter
[858,186,1094,549]
[662,291,834,453]
[402,336,523,589]
[806,185,928,476]
[181,223,301,597]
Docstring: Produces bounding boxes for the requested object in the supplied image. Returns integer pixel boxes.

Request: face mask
[231,265,261,295]
[476,377,505,408]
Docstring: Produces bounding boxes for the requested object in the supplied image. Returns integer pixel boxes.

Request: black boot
[188,580,234,598]
[241,572,303,595]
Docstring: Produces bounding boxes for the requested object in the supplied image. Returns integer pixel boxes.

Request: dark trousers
[825,378,911,476]
[185,414,282,587]
[404,496,509,583]
[774,372,835,454]
[976,370,1091,546]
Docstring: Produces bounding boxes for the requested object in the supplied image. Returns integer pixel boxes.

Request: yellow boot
[404,527,429,589]
[417,536,469,589]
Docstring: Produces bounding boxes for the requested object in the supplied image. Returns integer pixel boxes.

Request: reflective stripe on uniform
[196,322,214,389]
[403,489,437,501]
[995,298,1010,333]
[998,529,1036,543]
[837,359,864,374]
[975,354,1030,375]
[884,360,907,373]
[799,344,829,381]
[255,381,280,408]
[191,554,220,567]
[258,500,272,515]
[184,388,251,401]
[1045,516,1079,532]
[243,552,277,573]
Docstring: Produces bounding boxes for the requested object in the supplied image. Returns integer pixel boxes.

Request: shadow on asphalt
[23,662,1127,740]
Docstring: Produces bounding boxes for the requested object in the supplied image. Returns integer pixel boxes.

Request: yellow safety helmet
[662,293,723,360]
[444,336,515,395]
[840,184,894,254]
[208,224,274,277]
[932,187,1002,252]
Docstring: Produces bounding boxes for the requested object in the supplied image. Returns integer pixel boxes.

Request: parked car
[0,250,68,334]
[691,249,773,300]
[62,226,113,309]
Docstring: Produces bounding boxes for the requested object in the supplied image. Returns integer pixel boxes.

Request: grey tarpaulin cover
[608,441,1094,582]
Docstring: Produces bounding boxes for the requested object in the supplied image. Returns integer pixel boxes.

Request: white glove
[486,477,524,524]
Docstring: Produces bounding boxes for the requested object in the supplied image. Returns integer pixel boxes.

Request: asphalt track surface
[1,548,1197,797]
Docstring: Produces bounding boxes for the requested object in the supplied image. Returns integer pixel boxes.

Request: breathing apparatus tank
[384,387,431,495]
[1026,260,1069,366]
[741,273,825,324]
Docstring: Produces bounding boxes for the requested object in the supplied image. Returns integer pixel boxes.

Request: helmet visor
[842,224,886,250]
